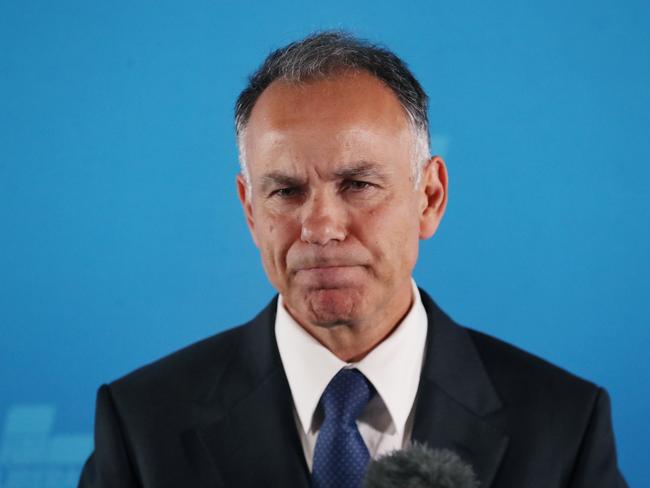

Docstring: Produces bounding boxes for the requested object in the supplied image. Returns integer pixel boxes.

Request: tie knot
[320,368,373,424]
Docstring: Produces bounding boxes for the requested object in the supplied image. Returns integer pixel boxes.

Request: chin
[303,288,363,327]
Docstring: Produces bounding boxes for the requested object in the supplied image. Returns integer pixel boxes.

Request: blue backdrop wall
[1,1,648,486]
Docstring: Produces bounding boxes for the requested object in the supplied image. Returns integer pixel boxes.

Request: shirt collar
[275,279,428,439]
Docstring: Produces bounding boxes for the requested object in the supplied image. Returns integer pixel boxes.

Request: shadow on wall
[0,406,92,488]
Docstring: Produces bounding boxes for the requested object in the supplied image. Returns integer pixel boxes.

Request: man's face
[238,71,447,330]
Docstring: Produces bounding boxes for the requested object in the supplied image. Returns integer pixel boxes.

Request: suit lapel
[413,290,509,488]
[195,298,310,488]
[192,291,508,487]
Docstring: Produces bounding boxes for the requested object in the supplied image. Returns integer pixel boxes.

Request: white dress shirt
[275,279,428,471]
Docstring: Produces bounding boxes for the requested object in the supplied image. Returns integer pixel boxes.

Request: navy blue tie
[311,368,374,488]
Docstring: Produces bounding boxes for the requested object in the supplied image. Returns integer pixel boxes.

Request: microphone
[363,443,479,488]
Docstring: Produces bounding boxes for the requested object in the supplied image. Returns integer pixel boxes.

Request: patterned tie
[311,368,374,488]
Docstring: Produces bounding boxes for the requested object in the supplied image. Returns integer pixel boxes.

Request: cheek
[255,211,299,274]
[355,202,420,266]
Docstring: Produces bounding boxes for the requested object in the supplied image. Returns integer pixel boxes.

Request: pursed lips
[292,261,365,272]
[300,264,355,270]
[292,263,366,283]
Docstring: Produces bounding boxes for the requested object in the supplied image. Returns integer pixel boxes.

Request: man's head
[235,32,447,355]
[235,31,431,189]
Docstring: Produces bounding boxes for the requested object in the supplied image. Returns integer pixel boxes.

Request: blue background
[1,1,648,486]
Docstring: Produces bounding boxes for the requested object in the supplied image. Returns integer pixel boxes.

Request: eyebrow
[333,161,387,181]
[258,161,387,192]
[259,172,306,193]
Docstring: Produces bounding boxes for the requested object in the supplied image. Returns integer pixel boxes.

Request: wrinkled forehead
[242,72,415,178]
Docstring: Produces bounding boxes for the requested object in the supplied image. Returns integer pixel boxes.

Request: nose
[300,191,347,245]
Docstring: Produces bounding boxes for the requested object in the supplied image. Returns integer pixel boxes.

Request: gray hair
[235,31,431,190]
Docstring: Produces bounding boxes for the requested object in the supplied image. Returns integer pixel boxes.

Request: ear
[236,173,259,247]
[418,156,448,240]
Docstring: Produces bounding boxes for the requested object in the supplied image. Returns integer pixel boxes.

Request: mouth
[293,265,364,285]
[295,263,363,273]
[300,264,355,271]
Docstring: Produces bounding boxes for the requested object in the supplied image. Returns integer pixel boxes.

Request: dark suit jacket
[78,290,627,487]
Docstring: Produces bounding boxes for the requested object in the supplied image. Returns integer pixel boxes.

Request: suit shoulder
[420,287,600,400]
[108,321,250,400]
[109,297,278,394]
[466,327,600,405]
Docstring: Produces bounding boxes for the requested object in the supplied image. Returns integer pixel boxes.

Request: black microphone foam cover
[363,443,479,488]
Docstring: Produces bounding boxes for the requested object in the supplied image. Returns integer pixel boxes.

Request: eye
[342,180,374,192]
[269,187,301,198]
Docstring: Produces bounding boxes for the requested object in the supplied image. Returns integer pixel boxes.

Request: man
[79,32,626,487]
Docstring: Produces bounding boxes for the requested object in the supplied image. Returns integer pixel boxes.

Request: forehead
[249,71,410,131]
[242,72,414,177]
